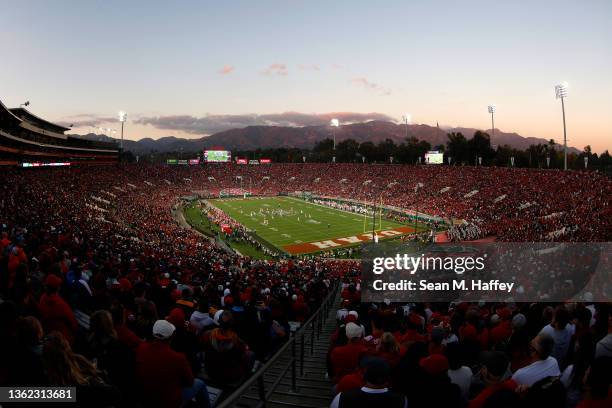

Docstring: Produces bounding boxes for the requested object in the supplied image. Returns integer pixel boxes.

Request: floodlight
[555,82,568,99]
[402,114,411,124]
[330,118,339,127]
[118,111,127,152]
[487,105,496,114]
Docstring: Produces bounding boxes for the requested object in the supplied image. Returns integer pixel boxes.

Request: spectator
[110,302,142,349]
[576,356,612,408]
[373,332,403,367]
[189,301,215,336]
[469,351,516,408]
[85,310,136,399]
[594,313,612,358]
[418,354,463,407]
[42,332,123,407]
[166,307,200,373]
[39,274,77,344]
[135,320,209,408]
[5,316,46,386]
[331,322,369,382]
[512,333,560,386]
[330,357,407,408]
[201,310,253,386]
[560,332,597,408]
[446,342,473,401]
[539,305,575,368]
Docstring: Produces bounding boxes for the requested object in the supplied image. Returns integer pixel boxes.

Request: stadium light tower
[118,111,127,150]
[555,82,568,170]
[487,105,496,137]
[402,114,411,140]
[330,118,339,163]
[330,118,339,149]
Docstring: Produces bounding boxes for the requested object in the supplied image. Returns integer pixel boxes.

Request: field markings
[208,197,421,253]
[282,225,416,254]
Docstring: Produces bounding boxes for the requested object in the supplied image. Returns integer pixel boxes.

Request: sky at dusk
[1,0,610,152]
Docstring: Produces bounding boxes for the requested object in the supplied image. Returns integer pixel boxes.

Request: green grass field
[183,205,271,259]
[206,196,425,255]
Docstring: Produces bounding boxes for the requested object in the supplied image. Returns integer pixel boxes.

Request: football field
[208,196,425,254]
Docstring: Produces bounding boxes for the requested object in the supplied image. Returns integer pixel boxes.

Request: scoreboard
[204,150,231,163]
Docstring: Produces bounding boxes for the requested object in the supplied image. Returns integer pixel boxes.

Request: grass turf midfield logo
[283,226,416,254]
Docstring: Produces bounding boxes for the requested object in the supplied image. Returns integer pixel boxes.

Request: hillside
[74,121,579,154]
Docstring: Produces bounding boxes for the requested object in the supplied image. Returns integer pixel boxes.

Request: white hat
[223,288,231,296]
[152,320,176,339]
[291,294,298,301]
[348,310,359,319]
[345,322,362,339]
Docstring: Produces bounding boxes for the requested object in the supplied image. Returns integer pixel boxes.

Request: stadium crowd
[329,282,612,408]
[160,163,610,242]
[0,163,610,408]
[0,165,359,407]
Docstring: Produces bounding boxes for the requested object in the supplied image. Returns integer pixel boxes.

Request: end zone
[282,226,417,254]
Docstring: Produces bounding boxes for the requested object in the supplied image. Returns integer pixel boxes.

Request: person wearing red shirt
[110,302,142,349]
[38,274,77,344]
[576,356,612,408]
[469,351,517,408]
[490,308,513,345]
[331,322,369,383]
[135,320,209,408]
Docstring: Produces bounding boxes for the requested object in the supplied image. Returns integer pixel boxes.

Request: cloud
[219,65,235,75]
[134,112,394,135]
[298,64,320,71]
[261,63,288,76]
[350,77,391,96]
[56,114,117,128]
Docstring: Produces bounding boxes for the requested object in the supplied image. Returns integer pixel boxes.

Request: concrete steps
[226,293,340,408]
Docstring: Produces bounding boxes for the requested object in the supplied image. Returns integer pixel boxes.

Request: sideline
[173,203,244,256]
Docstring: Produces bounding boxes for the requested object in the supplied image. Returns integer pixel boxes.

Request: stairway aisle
[235,294,340,408]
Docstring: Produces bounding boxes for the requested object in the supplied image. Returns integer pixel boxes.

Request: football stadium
[1,2,612,408]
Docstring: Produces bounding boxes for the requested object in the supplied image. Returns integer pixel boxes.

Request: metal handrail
[216,282,339,408]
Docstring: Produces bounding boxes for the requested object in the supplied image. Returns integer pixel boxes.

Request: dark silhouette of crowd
[0,163,610,407]
[329,283,612,408]
[0,164,359,407]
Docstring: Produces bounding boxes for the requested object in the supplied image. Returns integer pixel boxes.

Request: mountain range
[76,121,580,154]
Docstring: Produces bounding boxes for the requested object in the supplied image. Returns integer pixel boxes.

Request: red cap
[44,274,62,288]
[166,307,185,328]
[345,314,358,323]
[224,295,234,306]
[118,278,132,291]
[419,354,449,375]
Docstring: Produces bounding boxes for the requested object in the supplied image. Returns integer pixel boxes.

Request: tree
[358,141,376,163]
[468,131,494,165]
[446,132,469,164]
[313,138,334,162]
[376,138,397,162]
[336,139,359,162]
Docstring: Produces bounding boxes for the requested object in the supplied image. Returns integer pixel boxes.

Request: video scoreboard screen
[204,150,231,162]
[425,151,443,164]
